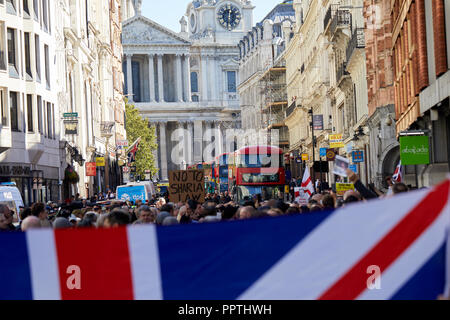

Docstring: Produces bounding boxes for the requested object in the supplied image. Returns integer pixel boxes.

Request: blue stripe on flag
[0,232,33,300]
[391,242,446,300]
[157,211,332,299]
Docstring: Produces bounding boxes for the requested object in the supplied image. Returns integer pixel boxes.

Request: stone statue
[134,0,142,15]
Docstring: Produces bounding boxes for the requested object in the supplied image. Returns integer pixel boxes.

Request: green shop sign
[400,135,430,165]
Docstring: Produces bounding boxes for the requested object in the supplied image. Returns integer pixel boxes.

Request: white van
[116,181,156,204]
[0,184,24,222]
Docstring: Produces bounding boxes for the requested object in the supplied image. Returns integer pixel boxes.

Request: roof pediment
[123,15,191,46]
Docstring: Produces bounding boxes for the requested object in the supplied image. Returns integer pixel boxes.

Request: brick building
[364,0,398,190]
[392,0,450,187]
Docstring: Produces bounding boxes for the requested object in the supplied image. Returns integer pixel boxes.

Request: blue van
[116,182,156,204]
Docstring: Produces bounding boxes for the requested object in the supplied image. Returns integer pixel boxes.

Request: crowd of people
[0,169,412,232]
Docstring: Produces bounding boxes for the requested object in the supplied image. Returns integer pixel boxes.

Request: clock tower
[186,0,254,44]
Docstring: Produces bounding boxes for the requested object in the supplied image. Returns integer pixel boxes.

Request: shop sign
[329,134,345,148]
[400,135,430,165]
[301,154,309,161]
[86,163,97,177]
[326,148,337,161]
[96,157,105,167]
[0,165,32,176]
[313,115,324,130]
[352,150,364,163]
[64,120,78,135]
[63,113,78,118]
[320,148,327,157]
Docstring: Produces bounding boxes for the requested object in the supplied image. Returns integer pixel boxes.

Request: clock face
[217,4,241,31]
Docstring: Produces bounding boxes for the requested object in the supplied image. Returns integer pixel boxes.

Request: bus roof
[236,146,283,155]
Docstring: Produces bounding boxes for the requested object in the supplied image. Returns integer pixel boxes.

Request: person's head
[385,176,393,187]
[299,205,310,214]
[104,209,130,228]
[201,204,217,218]
[343,190,361,202]
[275,200,289,213]
[53,217,73,230]
[286,207,300,215]
[156,211,171,225]
[267,208,283,216]
[21,216,41,231]
[162,216,179,226]
[135,199,143,207]
[77,218,94,228]
[393,183,408,194]
[31,203,47,220]
[160,204,174,215]
[20,207,32,221]
[0,206,11,230]
[310,205,322,212]
[238,206,256,220]
[321,195,335,210]
[137,205,154,224]
[84,212,98,223]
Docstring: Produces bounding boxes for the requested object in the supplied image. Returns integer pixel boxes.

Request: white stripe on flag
[358,204,450,300]
[26,229,61,300]
[127,225,163,300]
[238,189,429,300]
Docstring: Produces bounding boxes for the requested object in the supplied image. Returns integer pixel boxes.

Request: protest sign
[333,155,350,177]
[169,170,205,203]
[294,187,309,205]
[336,183,355,197]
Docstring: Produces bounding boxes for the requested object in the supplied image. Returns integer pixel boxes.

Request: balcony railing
[285,102,298,118]
[336,61,350,84]
[346,28,366,62]
[330,10,352,35]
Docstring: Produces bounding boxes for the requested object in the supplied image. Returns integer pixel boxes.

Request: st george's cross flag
[301,167,315,197]
[0,178,449,300]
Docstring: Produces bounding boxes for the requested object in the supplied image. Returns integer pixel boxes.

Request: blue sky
[141,0,284,32]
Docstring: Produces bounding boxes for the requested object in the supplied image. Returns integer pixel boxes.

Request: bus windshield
[238,154,283,168]
[237,185,283,201]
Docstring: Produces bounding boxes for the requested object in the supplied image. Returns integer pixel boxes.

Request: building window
[227,71,237,93]
[190,72,198,93]
[33,0,39,21]
[35,34,40,81]
[44,44,49,88]
[0,88,7,126]
[9,91,19,131]
[27,94,33,132]
[0,22,6,71]
[6,0,16,14]
[69,73,74,111]
[23,0,30,16]
[46,101,51,138]
[122,61,127,95]
[7,28,18,77]
[37,95,42,134]
[192,95,199,102]
[42,0,48,31]
[24,32,32,78]
[131,61,141,102]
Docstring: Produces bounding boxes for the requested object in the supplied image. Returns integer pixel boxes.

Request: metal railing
[336,61,350,84]
[285,102,298,118]
[330,10,352,35]
[346,28,365,62]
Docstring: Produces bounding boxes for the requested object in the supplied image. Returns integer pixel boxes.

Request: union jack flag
[1,179,449,300]
[127,137,141,166]
[392,160,403,183]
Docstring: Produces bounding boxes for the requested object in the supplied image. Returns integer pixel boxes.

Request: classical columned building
[122,0,253,180]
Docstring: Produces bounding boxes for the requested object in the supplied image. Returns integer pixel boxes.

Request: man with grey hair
[133,205,156,225]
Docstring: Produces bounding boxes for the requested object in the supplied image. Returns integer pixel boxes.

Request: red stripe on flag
[54,227,134,300]
[301,177,311,188]
[318,180,450,300]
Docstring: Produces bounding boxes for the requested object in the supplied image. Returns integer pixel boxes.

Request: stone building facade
[0,0,60,204]
[122,0,254,181]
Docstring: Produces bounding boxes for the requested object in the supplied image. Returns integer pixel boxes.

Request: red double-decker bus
[229,146,285,202]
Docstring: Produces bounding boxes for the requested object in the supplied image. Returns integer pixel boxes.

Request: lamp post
[308,108,316,188]
[101,122,115,193]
